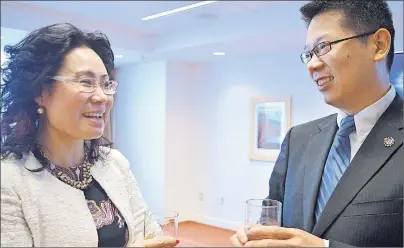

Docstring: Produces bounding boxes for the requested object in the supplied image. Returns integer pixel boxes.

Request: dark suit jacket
[267,94,403,247]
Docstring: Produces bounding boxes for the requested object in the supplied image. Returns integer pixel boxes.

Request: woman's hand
[132,235,180,247]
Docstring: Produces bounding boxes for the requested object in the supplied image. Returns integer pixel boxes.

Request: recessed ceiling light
[142,1,217,21]
[213,52,226,56]
[115,55,123,59]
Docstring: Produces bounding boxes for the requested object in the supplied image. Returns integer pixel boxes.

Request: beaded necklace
[37,147,94,190]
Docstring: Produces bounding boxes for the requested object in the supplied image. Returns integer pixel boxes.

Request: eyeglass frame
[300,30,378,64]
[47,75,119,95]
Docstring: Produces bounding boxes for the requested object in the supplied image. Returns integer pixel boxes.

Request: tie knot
[338,115,356,137]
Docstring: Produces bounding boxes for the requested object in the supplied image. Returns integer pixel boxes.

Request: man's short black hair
[300,0,395,72]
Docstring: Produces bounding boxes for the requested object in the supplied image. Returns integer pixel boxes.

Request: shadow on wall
[391,51,403,98]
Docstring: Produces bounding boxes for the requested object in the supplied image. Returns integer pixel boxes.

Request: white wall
[114,61,167,212]
[164,62,209,220]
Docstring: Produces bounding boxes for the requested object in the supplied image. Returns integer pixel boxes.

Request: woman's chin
[82,129,105,140]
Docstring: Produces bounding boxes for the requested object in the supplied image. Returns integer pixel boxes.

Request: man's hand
[230,224,259,246]
[230,225,326,247]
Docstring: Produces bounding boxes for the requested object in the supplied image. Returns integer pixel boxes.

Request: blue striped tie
[315,115,356,223]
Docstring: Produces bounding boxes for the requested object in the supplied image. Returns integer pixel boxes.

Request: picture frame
[249,96,291,162]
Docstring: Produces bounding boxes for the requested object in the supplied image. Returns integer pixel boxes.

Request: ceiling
[1,1,403,66]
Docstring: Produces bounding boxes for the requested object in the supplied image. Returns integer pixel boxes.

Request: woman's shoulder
[2,153,30,171]
[100,147,131,171]
[1,153,32,188]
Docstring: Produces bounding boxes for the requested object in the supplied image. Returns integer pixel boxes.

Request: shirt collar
[337,85,396,139]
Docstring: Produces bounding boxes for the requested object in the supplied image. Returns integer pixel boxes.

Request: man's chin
[322,93,334,104]
[322,93,341,108]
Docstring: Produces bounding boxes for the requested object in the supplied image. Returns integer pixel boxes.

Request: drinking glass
[143,209,179,239]
[245,199,282,226]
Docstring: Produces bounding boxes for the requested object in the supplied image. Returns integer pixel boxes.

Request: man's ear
[372,28,391,63]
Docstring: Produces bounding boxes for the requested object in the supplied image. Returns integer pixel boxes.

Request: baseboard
[182,214,241,231]
[178,214,195,223]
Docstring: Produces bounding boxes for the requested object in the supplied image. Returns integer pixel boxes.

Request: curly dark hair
[1,23,114,170]
[300,0,395,72]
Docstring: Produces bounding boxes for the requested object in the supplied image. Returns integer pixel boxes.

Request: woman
[1,23,179,247]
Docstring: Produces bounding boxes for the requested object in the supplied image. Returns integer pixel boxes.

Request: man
[230,0,403,247]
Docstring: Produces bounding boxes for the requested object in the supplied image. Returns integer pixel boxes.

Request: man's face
[304,11,375,110]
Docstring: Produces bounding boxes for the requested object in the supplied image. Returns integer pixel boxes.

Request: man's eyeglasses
[48,76,119,95]
[300,30,378,64]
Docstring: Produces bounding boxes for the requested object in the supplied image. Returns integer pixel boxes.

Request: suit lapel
[302,116,338,232]
[313,95,403,236]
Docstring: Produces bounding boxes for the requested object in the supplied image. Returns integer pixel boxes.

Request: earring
[37,107,45,114]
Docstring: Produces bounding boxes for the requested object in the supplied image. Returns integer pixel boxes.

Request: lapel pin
[383,137,394,147]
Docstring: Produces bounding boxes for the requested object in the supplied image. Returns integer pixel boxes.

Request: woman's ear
[34,96,46,115]
[34,96,43,106]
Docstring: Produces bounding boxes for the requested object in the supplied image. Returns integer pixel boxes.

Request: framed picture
[391,51,403,98]
[249,97,291,162]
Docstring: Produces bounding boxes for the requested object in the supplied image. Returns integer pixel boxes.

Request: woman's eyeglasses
[48,76,119,95]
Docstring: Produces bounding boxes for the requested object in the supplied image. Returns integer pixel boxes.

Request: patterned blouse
[84,180,129,247]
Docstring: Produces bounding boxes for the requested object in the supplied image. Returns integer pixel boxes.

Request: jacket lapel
[312,95,403,236]
[302,115,338,232]
[91,162,135,241]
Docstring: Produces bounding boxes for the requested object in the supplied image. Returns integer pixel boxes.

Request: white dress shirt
[323,85,396,247]
[337,85,396,161]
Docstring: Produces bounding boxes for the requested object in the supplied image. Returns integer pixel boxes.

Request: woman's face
[37,46,114,141]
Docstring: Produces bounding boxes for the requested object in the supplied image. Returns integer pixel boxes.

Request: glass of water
[143,209,179,239]
[245,199,282,226]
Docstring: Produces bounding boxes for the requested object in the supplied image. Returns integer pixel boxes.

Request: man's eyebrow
[304,35,327,50]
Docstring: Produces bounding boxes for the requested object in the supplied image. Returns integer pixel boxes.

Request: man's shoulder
[290,113,337,135]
